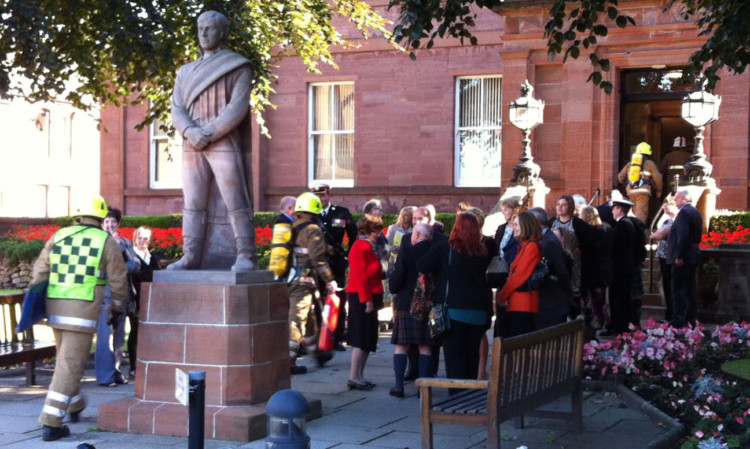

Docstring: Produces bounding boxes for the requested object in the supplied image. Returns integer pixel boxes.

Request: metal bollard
[188,370,206,449]
[266,389,310,449]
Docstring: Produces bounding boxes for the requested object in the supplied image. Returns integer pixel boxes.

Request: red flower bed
[4,224,275,261]
[700,225,750,249]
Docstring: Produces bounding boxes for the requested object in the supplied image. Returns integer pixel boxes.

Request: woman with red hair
[417,212,496,386]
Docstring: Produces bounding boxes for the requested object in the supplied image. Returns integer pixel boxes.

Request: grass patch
[721,359,750,380]
[0,289,23,295]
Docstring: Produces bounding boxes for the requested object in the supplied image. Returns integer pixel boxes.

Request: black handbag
[486,255,509,289]
[428,249,453,338]
[517,257,551,291]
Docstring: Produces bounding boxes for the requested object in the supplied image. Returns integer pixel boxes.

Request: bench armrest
[416,377,489,390]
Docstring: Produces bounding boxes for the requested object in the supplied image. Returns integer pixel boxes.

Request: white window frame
[307,82,355,188]
[149,117,182,189]
[454,75,503,187]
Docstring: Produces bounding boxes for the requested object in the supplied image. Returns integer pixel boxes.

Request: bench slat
[0,294,56,386]
[419,320,585,449]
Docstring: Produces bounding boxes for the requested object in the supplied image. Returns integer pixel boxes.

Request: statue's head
[197,11,229,52]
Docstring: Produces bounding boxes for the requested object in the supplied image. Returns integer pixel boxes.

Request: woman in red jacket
[346,214,384,390]
[497,211,543,338]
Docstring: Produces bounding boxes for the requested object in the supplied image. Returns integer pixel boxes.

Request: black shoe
[315,351,334,367]
[114,373,128,385]
[290,364,308,375]
[42,425,71,441]
[69,410,81,423]
[347,380,374,391]
[333,342,346,352]
[389,387,405,398]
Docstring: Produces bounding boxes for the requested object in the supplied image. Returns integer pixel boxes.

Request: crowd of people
[281,181,703,400]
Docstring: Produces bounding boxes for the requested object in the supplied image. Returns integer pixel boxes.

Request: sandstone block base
[97,279,319,441]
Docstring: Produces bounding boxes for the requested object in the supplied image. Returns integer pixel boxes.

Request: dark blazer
[320,204,357,282]
[596,204,616,227]
[666,203,702,265]
[577,222,614,289]
[388,236,433,310]
[612,217,635,280]
[535,228,572,330]
[274,213,294,226]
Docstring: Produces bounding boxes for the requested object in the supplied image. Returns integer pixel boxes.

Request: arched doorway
[619,67,696,222]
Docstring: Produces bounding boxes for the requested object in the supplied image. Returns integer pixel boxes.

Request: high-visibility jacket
[30,218,129,333]
[47,225,108,301]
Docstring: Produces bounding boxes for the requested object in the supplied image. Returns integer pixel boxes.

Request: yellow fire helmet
[294,192,323,215]
[73,195,108,219]
[636,142,652,156]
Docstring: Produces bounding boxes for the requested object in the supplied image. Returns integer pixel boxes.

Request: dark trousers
[609,277,632,333]
[671,263,698,327]
[442,319,485,390]
[659,258,673,321]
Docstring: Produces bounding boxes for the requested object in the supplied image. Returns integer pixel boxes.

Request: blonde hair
[133,226,153,246]
[580,206,602,227]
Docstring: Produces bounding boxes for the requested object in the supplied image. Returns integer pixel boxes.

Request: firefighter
[288,192,336,374]
[29,196,128,441]
[617,142,663,223]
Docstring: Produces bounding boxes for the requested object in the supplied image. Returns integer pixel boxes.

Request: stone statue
[168,10,256,272]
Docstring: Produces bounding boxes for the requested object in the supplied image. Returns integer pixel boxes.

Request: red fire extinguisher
[318,292,340,351]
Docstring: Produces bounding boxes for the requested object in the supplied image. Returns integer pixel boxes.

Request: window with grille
[149,117,182,189]
[454,76,503,187]
[308,82,354,187]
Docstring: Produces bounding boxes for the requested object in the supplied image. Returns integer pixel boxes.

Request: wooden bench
[417,319,585,449]
[0,293,56,385]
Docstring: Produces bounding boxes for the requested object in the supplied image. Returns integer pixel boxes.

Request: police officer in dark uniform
[310,183,357,351]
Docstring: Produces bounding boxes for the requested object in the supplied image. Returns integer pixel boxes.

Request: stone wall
[0,258,34,290]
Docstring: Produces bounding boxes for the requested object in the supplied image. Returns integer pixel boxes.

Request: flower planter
[701,243,750,323]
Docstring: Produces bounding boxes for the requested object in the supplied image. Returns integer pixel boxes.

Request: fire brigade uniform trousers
[629,193,650,223]
[288,283,318,358]
[39,328,93,427]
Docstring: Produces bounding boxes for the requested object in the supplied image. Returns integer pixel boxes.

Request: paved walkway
[0,327,683,449]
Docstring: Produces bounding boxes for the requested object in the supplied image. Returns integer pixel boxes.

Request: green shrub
[121,214,179,229]
[0,238,44,266]
[709,211,750,232]
[254,212,279,228]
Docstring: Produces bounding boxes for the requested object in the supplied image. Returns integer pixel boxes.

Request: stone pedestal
[97,273,316,441]
[701,244,750,323]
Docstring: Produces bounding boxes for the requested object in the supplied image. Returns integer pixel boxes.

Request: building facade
[100,0,749,220]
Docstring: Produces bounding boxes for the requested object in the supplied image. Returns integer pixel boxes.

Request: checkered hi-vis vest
[47,225,108,301]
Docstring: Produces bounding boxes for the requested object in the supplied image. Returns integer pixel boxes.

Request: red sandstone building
[100,0,749,219]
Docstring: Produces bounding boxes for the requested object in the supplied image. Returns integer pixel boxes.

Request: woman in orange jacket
[497,211,543,338]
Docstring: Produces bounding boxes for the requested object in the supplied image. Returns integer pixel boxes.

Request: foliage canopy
[0,0,392,131]
[388,0,750,92]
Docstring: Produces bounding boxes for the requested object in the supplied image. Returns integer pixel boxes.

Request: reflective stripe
[294,248,309,254]
[47,390,71,404]
[42,405,67,417]
[48,315,97,329]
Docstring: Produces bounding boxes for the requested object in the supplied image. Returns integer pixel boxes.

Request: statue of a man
[168,10,256,272]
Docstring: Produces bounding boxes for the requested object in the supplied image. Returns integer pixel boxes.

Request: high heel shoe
[347,380,374,391]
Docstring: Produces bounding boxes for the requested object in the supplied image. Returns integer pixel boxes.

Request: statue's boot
[229,208,256,273]
[167,209,205,270]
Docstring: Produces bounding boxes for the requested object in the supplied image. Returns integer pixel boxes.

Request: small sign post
[175,368,188,406]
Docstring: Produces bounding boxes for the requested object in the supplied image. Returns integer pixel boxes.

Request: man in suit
[528,207,571,330]
[603,198,636,336]
[667,190,703,328]
[274,196,296,226]
[310,182,357,351]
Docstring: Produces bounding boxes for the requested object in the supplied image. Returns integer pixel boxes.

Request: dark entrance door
[619,68,696,222]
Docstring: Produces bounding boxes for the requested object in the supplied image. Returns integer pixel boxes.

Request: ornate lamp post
[681,80,721,182]
[678,79,722,233]
[508,80,544,184]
